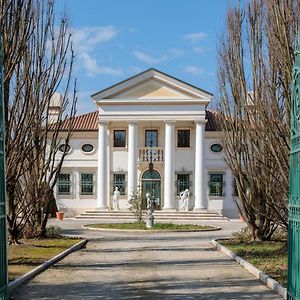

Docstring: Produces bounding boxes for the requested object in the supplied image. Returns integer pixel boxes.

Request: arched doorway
[141,170,161,210]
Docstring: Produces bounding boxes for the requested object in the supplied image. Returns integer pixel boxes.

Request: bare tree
[1,0,76,243]
[218,0,298,240]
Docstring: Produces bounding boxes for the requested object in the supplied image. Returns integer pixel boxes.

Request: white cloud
[183,66,205,75]
[193,46,205,54]
[71,26,123,77]
[72,26,118,53]
[133,50,167,65]
[80,53,123,76]
[183,32,207,42]
[133,48,184,66]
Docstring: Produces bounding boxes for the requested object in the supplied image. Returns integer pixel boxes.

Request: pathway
[11,219,281,299]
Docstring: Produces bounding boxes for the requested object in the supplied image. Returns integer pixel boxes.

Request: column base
[95,206,108,211]
[162,207,177,212]
[193,207,207,212]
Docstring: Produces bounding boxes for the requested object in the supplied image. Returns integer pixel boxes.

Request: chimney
[48,93,62,124]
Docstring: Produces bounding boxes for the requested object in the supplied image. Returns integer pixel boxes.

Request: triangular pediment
[111,78,194,99]
[92,68,213,101]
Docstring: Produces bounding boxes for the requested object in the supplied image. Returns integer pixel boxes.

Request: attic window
[210,144,223,153]
[82,144,94,153]
[59,144,71,153]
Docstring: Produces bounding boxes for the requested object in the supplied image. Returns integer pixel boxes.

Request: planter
[56,211,64,220]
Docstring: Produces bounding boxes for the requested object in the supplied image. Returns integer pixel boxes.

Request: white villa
[53,69,239,218]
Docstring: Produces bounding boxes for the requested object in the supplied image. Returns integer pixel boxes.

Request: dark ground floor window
[176,173,191,195]
[58,173,71,195]
[208,173,224,196]
[113,173,126,195]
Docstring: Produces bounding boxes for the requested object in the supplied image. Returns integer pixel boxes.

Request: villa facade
[54,69,239,218]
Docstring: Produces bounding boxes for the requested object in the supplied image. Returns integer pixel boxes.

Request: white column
[106,128,111,208]
[163,121,175,210]
[97,122,108,209]
[127,122,138,202]
[194,121,206,210]
[74,168,80,200]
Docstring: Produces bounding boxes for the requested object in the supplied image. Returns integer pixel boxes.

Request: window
[81,144,94,153]
[145,130,158,147]
[176,174,191,195]
[58,173,71,195]
[208,173,224,196]
[210,143,223,153]
[177,130,190,148]
[80,173,94,195]
[113,173,126,195]
[113,130,126,147]
[59,144,71,153]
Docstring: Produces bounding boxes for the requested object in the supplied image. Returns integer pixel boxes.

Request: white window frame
[208,172,225,197]
[80,173,95,196]
[57,173,72,196]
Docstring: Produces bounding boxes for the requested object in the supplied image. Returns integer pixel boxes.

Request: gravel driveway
[11,219,281,299]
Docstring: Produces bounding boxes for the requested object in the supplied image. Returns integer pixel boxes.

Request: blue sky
[56,0,236,114]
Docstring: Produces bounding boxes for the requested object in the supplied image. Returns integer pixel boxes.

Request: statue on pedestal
[146,192,154,228]
[113,187,120,211]
[180,189,190,212]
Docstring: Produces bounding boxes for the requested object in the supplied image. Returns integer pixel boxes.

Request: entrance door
[141,170,161,210]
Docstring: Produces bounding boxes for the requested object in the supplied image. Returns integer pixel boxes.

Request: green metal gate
[0,35,8,300]
[288,43,300,299]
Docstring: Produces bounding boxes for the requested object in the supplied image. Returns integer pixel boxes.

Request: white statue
[180,189,190,212]
[146,192,154,228]
[146,192,152,212]
[113,187,120,211]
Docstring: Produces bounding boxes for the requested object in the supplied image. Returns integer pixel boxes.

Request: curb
[8,239,88,292]
[82,224,221,233]
[212,238,287,299]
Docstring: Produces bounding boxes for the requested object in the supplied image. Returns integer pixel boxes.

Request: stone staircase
[75,210,229,222]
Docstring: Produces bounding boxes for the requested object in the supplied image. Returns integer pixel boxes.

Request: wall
[55,126,239,218]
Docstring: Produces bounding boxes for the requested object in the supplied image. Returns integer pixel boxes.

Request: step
[75,210,228,221]
[77,213,224,218]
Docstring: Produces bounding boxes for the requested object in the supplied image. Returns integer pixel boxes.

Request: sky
[55,0,236,114]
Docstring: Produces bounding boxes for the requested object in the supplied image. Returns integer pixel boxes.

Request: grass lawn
[8,238,82,281]
[86,222,216,231]
[220,239,287,287]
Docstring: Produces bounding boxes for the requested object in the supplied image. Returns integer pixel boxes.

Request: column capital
[194,120,207,126]
[127,121,138,126]
[99,121,108,126]
[164,120,176,125]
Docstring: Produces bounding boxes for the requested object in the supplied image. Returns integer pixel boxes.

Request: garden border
[82,224,221,233]
[8,239,88,292]
[212,238,287,299]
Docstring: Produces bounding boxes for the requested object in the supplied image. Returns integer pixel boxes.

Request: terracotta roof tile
[59,111,98,131]
[58,109,222,131]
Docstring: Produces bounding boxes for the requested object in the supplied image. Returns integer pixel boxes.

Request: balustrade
[138,147,164,162]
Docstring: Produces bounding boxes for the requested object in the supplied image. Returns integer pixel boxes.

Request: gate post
[0,34,8,300]
[288,42,300,300]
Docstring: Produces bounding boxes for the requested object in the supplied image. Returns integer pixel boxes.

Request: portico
[93,68,211,211]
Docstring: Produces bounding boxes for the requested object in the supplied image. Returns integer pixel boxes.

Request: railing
[138,147,164,162]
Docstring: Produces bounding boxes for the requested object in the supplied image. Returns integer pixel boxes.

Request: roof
[58,111,98,131]
[92,68,213,100]
[57,109,221,132]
